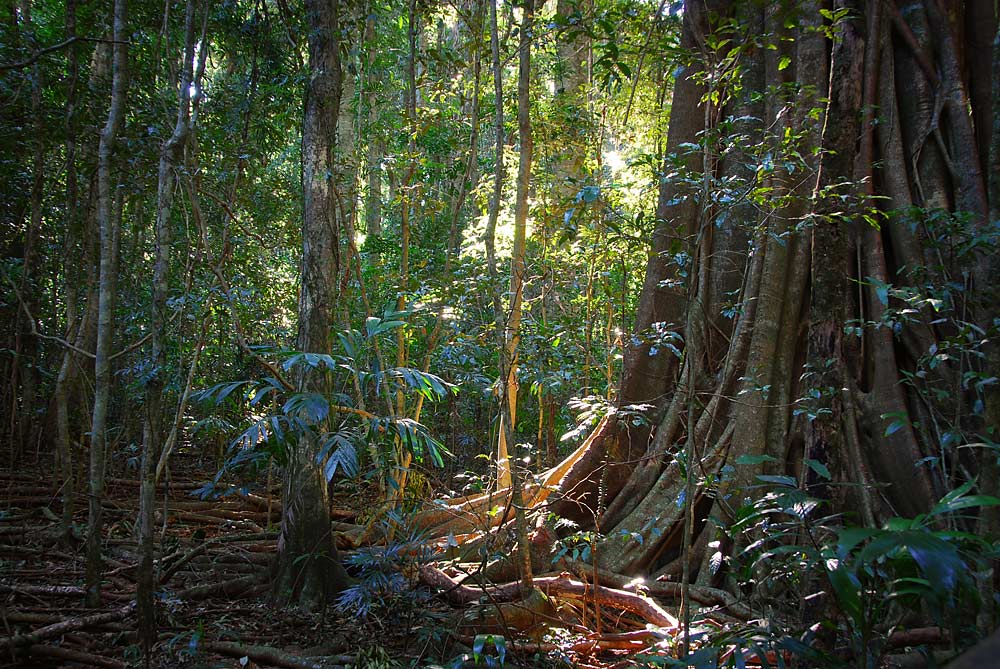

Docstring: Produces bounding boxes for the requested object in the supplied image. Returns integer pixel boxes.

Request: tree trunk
[273,0,351,610]
[495,0,534,491]
[137,0,198,658]
[363,10,382,236]
[84,0,127,608]
[539,0,994,605]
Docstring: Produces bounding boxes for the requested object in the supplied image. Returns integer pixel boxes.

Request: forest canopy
[1,0,999,667]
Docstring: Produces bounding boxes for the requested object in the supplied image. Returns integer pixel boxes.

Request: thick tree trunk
[541,0,993,605]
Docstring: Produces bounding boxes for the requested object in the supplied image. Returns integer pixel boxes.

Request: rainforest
[1,0,999,667]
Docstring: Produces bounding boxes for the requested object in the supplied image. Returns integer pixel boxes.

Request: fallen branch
[887,627,950,647]
[173,574,267,600]
[105,478,206,491]
[25,644,126,668]
[203,641,352,669]
[159,531,277,585]
[0,603,136,651]
[419,566,678,628]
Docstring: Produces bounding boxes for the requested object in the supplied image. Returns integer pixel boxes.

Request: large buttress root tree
[273,0,352,610]
[418,0,997,613]
[549,0,998,587]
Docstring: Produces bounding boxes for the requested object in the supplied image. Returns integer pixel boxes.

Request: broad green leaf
[803,458,831,480]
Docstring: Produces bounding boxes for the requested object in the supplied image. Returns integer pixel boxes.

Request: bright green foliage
[192,315,453,496]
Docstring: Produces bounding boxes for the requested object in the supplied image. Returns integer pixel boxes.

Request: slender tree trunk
[484,0,504,479]
[273,0,351,610]
[84,0,127,608]
[137,1,198,658]
[56,0,80,540]
[10,0,43,461]
[496,0,534,491]
[363,10,382,236]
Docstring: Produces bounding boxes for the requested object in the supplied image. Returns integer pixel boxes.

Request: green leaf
[884,419,906,436]
[930,479,1000,516]
[803,458,831,480]
[735,454,779,466]
[826,559,863,626]
[778,55,791,71]
[755,474,797,487]
[837,527,878,555]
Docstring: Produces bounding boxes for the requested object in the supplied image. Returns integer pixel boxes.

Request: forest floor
[0,448,680,669]
[0,446,975,668]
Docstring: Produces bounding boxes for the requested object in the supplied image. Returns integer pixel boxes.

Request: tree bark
[137,0,199,659]
[84,0,127,609]
[273,0,351,610]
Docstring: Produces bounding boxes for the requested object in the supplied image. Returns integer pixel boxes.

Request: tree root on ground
[560,559,754,620]
[21,643,126,668]
[418,565,678,629]
[203,641,354,669]
[172,573,268,600]
[0,603,135,651]
[412,416,607,538]
[454,629,663,655]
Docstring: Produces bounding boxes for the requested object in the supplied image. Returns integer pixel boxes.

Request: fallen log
[418,566,678,629]
[203,641,351,669]
[1,611,129,632]
[0,583,86,597]
[166,510,264,530]
[0,603,136,651]
[886,627,950,647]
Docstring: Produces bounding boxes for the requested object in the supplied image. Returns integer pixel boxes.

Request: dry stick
[0,603,135,651]
[203,641,351,669]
